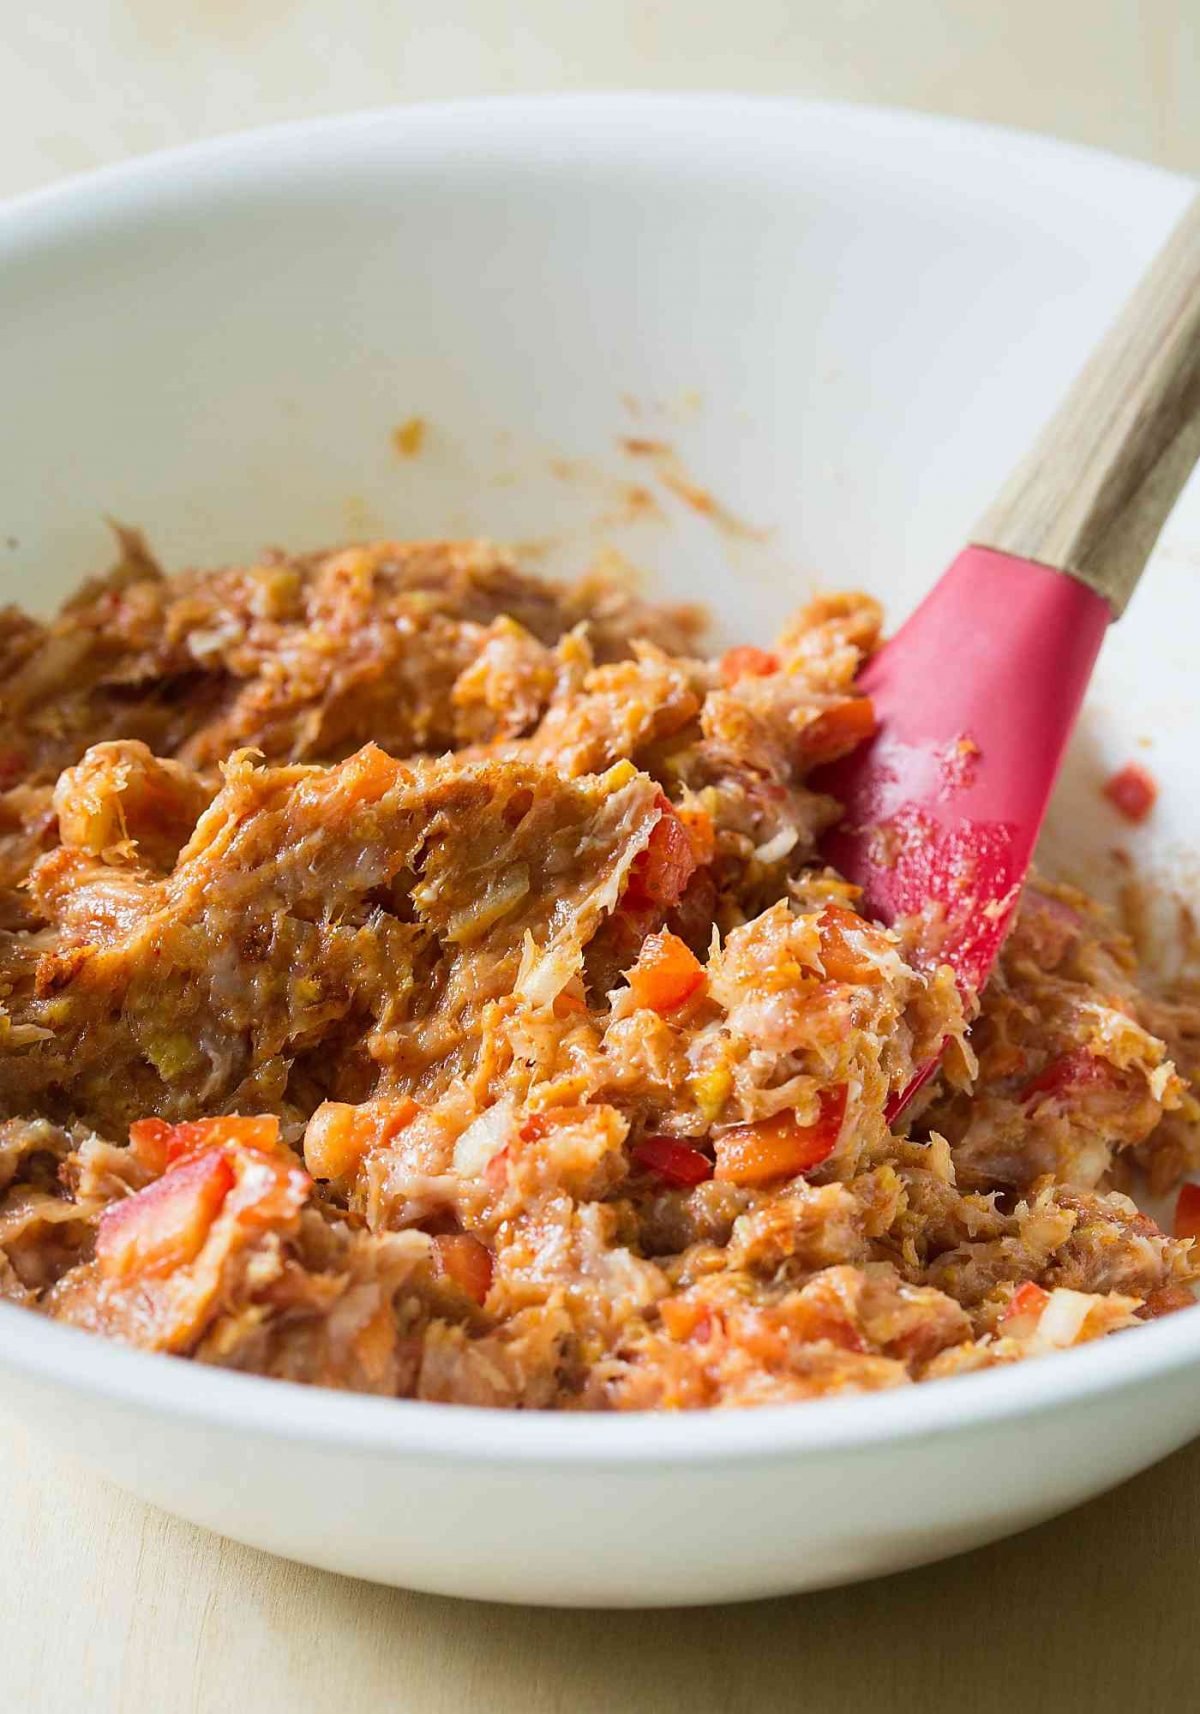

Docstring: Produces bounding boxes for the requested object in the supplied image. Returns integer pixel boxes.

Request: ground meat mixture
[0,534,1196,1409]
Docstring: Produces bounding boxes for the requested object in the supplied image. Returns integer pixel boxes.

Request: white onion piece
[452,1101,514,1177]
[754,826,799,864]
[1032,1288,1093,1350]
[1150,1060,1175,1102]
[514,930,580,1007]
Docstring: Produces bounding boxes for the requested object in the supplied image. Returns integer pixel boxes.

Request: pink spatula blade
[817,546,1110,1107]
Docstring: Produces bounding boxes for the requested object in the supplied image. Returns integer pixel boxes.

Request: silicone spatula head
[819,546,1110,996]
[816,190,1200,1103]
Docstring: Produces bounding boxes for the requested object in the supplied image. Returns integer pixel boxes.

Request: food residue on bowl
[1104,761,1158,823]
[617,436,770,541]
[391,417,427,458]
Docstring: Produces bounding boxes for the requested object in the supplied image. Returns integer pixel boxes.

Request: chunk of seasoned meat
[0,535,702,789]
[0,536,702,931]
[921,877,1187,1193]
[0,745,664,1134]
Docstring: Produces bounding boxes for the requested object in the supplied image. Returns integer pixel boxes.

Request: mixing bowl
[0,95,1197,1605]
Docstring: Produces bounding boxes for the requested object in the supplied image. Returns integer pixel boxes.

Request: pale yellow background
[3,5,1199,1710]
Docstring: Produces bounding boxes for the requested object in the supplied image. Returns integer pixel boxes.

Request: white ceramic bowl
[1,96,1198,1608]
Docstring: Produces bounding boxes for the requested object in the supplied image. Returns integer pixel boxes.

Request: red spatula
[818,194,1200,1111]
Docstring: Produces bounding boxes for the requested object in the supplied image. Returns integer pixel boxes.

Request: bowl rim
[0,88,1178,244]
[1,91,1197,1470]
[4,1291,1200,1467]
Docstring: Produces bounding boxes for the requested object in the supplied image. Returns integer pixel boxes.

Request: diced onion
[514,930,580,1007]
[1032,1288,1093,1351]
[452,1101,514,1177]
[1149,1060,1175,1102]
[753,826,798,864]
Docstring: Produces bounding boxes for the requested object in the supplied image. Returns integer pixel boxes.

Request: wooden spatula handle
[974,192,1200,616]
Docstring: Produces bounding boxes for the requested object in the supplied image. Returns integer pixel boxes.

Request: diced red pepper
[675,802,716,867]
[719,645,779,687]
[800,697,877,764]
[627,930,706,1014]
[723,1304,789,1365]
[813,1315,867,1353]
[1020,1050,1115,1108]
[623,797,698,913]
[432,1233,494,1304]
[127,1118,173,1176]
[713,1086,847,1187]
[632,1136,714,1188]
[130,1114,283,1172]
[818,903,885,985]
[169,1114,283,1165]
[1173,1182,1200,1242]
[224,1148,311,1232]
[96,1149,235,1281]
[658,1296,714,1341]
[1103,762,1157,824]
[1001,1280,1050,1326]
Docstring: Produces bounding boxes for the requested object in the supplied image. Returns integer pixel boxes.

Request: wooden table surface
[4,1407,1197,1712]
[4,4,1200,1709]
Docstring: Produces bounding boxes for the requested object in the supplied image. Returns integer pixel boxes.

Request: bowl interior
[0,102,1195,948]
